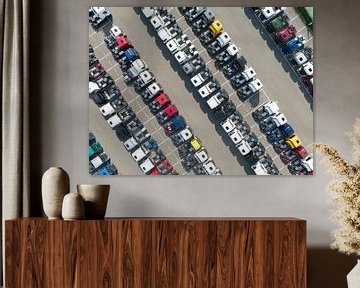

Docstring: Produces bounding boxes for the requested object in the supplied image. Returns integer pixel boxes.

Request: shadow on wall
[308,248,357,288]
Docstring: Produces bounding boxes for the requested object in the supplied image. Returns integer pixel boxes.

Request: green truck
[88,142,103,160]
[295,7,313,31]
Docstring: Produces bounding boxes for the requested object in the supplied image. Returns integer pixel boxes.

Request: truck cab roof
[242,67,256,80]
[252,161,269,175]
[110,26,122,39]
[194,148,209,163]
[249,79,263,92]
[140,158,155,174]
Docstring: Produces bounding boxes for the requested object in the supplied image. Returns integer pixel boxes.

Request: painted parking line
[107,63,119,72]
[89,31,97,37]
[212,70,220,77]
[168,7,174,12]
[120,87,128,93]
[191,38,199,44]
[98,52,111,62]
[305,36,313,43]
[171,159,182,167]
[93,41,105,50]
[290,15,299,22]
[127,95,141,105]
[205,60,212,65]
[182,27,191,33]
[176,16,184,22]
[244,99,269,118]
[297,26,307,34]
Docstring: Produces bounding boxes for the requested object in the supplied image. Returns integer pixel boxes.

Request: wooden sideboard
[5,218,306,287]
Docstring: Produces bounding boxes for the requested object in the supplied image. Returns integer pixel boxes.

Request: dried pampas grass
[314,118,360,256]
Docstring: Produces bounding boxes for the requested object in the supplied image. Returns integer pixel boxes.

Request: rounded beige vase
[42,167,70,219]
[77,184,110,219]
[62,192,85,220]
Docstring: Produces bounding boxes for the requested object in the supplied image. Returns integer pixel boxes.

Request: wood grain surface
[6,218,306,288]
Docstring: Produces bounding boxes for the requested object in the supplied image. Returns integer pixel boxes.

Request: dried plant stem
[314,118,360,256]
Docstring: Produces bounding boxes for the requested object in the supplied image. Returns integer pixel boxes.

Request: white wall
[31,0,360,247]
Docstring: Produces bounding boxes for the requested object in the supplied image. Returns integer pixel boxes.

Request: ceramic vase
[347,259,360,288]
[77,184,110,219]
[42,167,70,219]
[62,192,85,220]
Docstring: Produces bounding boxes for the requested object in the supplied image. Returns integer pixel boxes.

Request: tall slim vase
[42,167,70,219]
[347,260,360,288]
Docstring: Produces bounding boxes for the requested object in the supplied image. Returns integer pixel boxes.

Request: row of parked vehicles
[89,11,179,175]
[141,7,278,175]
[178,7,314,175]
[178,7,282,175]
[180,7,265,101]
[251,7,314,96]
[252,100,313,175]
[99,9,221,175]
[89,132,119,175]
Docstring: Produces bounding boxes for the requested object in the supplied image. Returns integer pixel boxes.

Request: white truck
[150,14,175,31]
[139,158,155,174]
[166,34,191,54]
[290,47,313,66]
[252,100,279,121]
[133,71,155,92]
[158,25,181,43]
[174,45,198,65]
[124,137,138,151]
[214,44,239,67]
[229,129,247,144]
[297,61,313,76]
[237,79,263,97]
[171,127,193,146]
[190,68,212,88]
[142,7,157,18]
[123,59,148,84]
[198,79,219,98]
[230,67,256,89]
[194,148,209,163]
[206,90,229,110]
[258,7,285,22]
[206,32,231,55]
[251,161,269,175]
[141,82,162,102]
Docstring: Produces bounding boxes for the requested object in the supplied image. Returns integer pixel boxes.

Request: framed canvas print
[89,6,314,176]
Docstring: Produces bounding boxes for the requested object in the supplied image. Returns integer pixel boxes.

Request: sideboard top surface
[6,217,305,222]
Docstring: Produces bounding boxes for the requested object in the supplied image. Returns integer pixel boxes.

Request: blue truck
[163,116,186,136]
[282,35,306,55]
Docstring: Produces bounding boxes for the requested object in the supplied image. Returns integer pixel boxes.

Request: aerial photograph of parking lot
[89,6,314,176]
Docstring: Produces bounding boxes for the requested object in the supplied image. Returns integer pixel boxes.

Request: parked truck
[252,100,279,121]
[237,79,263,98]
[230,67,256,89]
[166,34,191,54]
[133,71,155,92]
[206,90,229,110]
[214,44,239,67]
[206,32,231,56]
[123,59,148,84]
